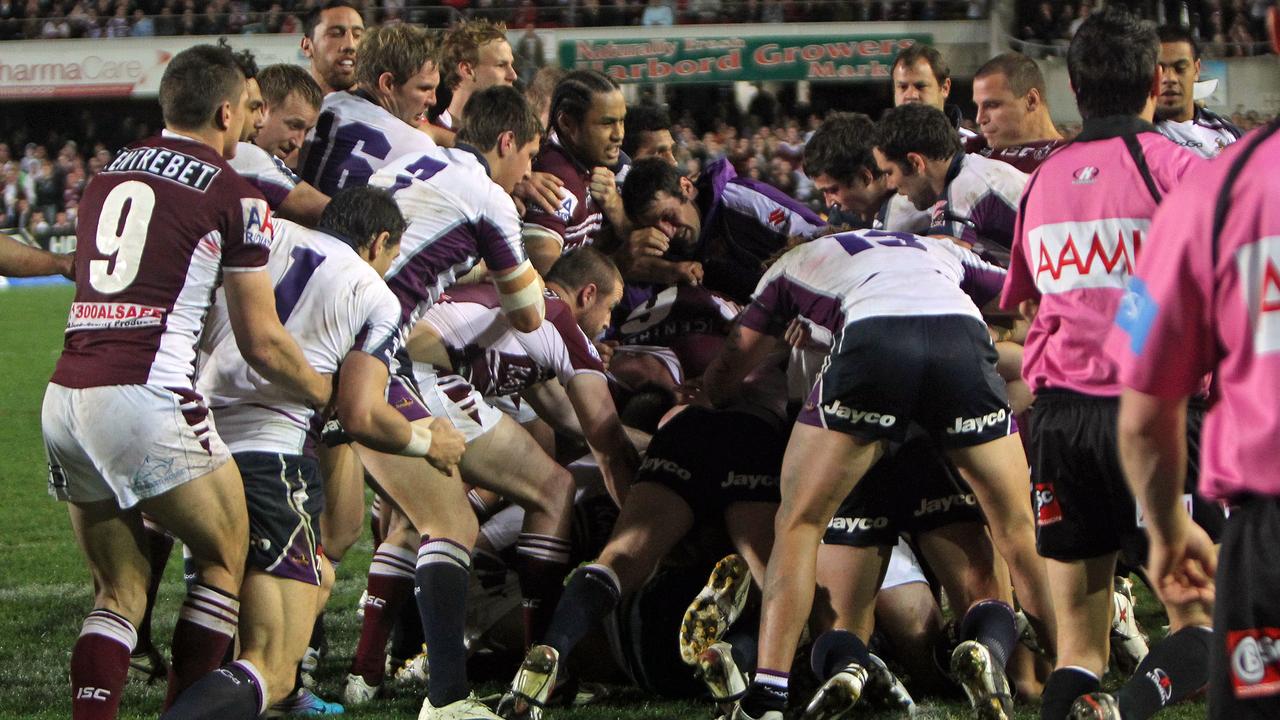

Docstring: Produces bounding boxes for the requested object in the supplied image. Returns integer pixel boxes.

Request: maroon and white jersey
[51,131,272,393]
[964,135,1067,173]
[522,134,605,253]
[419,283,605,397]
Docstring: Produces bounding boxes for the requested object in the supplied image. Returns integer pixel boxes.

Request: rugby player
[254,64,324,170]
[198,187,464,715]
[801,112,928,233]
[966,53,1066,173]
[622,105,677,167]
[522,70,629,274]
[300,24,441,197]
[335,85,544,719]
[0,233,72,278]
[874,104,1028,265]
[728,229,1056,720]
[41,44,329,720]
[1000,9,1220,720]
[300,0,363,95]
[227,54,330,226]
[1109,105,1280,720]
[435,20,518,135]
[892,44,976,137]
[1153,25,1242,158]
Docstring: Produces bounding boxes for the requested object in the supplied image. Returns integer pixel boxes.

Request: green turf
[0,284,1205,719]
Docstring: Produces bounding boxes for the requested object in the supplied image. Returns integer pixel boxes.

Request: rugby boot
[803,661,868,720]
[679,554,752,666]
[1068,691,1122,720]
[951,639,1013,720]
[496,644,559,720]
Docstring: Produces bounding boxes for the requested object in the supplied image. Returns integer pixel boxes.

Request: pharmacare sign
[560,33,931,83]
[0,35,304,100]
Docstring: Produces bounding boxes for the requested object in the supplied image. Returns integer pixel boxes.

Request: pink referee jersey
[1001,118,1200,396]
[1109,124,1280,501]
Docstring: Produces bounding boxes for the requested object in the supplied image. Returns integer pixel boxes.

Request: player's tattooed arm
[0,233,73,279]
[704,320,784,408]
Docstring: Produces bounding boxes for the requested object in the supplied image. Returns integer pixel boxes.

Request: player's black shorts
[797,315,1011,449]
[614,561,721,699]
[1029,392,1224,562]
[1210,496,1280,719]
[823,431,984,548]
[237,452,324,585]
[633,406,786,518]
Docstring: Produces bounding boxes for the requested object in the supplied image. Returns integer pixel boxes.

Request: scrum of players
[13,2,1278,719]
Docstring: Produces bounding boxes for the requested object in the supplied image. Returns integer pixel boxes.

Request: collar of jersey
[454,142,491,177]
[1076,115,1158,142]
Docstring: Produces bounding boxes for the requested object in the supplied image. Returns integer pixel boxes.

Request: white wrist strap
[400,423,433,457]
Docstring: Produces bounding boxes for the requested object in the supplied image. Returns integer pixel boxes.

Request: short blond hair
[356,24,441,90]
[442,19,509,90]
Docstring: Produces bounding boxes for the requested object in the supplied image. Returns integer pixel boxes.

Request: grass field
[0,284,1205,719]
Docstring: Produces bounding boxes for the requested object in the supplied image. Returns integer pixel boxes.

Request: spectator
[641,0,673,25]
[104,3,128,36]
[1068,2,1092,36]
[131,7,155,35]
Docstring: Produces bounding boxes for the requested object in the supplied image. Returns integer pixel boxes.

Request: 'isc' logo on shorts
[1034,482,1062,526]
[1228,629,1280,699]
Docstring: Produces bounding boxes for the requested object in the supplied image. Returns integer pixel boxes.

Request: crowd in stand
[0,0,987,40]
[1019,0,1276,55]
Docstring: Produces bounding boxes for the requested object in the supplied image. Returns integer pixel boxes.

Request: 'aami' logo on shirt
[241,198,275,248]
[1233,235,1280,355]
[1031,219,1147,294]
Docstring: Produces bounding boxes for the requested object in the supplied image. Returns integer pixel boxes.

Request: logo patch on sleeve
[241,198,275,248]
[554,189,577,224]
[1114,277,1158,355]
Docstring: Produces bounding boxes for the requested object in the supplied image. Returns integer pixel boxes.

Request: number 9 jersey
[51,131,272,394]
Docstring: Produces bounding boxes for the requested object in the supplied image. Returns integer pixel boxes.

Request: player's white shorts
[42,383,231,508]
[881,537,928,590]
[490,393,539,425]
[412,367,504,443]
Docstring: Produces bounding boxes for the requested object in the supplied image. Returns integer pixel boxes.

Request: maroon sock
[348,543,416,685]
[514,533,572,648]
[163,584,239,709]
[138,516,174,652]
[71,609,136,720]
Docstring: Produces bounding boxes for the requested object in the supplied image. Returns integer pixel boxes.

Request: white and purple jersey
[51,131,271,395]
[739,230,1006,339]
[1002,118,1200,397]
[1109,125,1280,500]
[229,141,299,210]
[371,145,528,339]
[874,193,931,234]
[421,283,606,396]
[930,152,1028,264]
[199,219,401,455]
[1156,107,1242,159]
[696,158,827,303]
[300,89,437,197]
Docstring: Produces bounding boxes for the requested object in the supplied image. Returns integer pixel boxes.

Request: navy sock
[542,563,622,657]
[308,612,326,654]
[1040,666,1100,720]
[160,660,266,720]
[741,669,789,716]
[811,629,873,680]
[416,537,473,708]
[1117,626,1212,720]
[389,585,425,663]
[959,600,1018,669]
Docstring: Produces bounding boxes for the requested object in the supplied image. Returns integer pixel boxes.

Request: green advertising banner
[560,33,932,84]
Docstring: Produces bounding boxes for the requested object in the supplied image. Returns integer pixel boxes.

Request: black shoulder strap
[1121,133,1163,204]
[1211,120,1280,264]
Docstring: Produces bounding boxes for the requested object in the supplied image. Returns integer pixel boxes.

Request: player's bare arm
[0,233,74,279]
[704,321,784,408]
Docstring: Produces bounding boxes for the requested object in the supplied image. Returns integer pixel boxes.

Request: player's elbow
[506,305,544,333]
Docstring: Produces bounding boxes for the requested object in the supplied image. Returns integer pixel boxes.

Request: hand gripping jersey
[695,158,827,303]
[1109,122,1280,500]
[199,219,401,455]
[930,152,1029,265]
[420,283,605,397]
[522,133,607,253]
[51,131,271,394]
[300,89,438,197]
[371,145,528,337]
[606,283,742,380]
[739,230,1006,339]
[963,135,1068,173]
[228,141,299,210]
[1155,106,1242,159]
[1001,117,1200,397]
